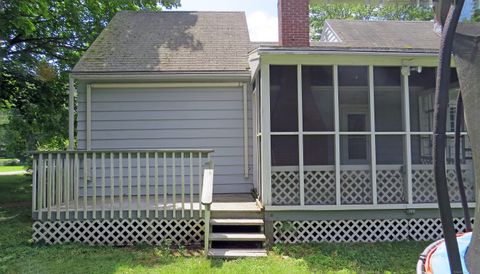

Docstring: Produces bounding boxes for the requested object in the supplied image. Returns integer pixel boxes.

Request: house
[31,0,476,257]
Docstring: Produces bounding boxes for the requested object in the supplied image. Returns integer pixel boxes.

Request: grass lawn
[0,165,27,172]
[0,175,428,274]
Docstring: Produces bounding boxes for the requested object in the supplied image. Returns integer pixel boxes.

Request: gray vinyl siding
[77,84,253,194]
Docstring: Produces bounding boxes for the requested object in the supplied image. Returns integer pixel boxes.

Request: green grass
[0,166,26,172]
[0,175,427,274]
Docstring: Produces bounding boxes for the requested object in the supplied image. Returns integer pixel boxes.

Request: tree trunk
[453,24,480,273]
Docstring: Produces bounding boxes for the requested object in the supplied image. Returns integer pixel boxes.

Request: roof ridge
[326,19,433,23]
[117,10,246,14]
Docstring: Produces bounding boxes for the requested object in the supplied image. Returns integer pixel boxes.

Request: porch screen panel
[338,66,372,205]
[270,65,300,205]
[270,65,298,132]
[408,67,472,204]
[302,66,334,131]
[271,136,300,205]
[304,136,335,205]
[340,135,372,204]
[374,67,403,132]
[301,66,336,205]
[409,68,436,132]
[376,136,406,204]
[410,134,475,204]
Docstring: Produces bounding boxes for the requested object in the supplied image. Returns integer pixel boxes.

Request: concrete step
[208,248,267,258]
[209,232,266,242]
[210,218,264,226]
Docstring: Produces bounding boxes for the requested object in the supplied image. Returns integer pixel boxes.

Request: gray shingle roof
[322,20,440,51]
[251,20,449,54]
[73,11,251,73]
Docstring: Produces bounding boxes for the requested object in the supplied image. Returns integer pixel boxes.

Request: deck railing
[32,149,214,221]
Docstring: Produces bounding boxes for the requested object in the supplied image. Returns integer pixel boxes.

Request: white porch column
[297,65,305,206]
[401,66,413,205]
[368,65,377,205]
[260,63,272,206]
[333,65,341,205]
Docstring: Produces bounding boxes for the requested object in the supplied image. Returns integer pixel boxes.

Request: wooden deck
[33,194,260,220]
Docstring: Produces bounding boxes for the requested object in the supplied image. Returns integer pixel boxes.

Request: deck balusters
[119,152,124,219]
[172,152,176,218]
[74,153,79,219]
[163,152,167,218]
[128,152,132,219]
[136,152,141,218]
[101,152,106,219]
[181,152,185,218]
[32,150,213,221]
[92,152,97,219]
[110,152,115,219]
[47,153,52,220]
[65,153,70,218]
[83,153,88,219]
[154,152,159,218]
[56,153,61,220]
[190,153,194,217]
[38,154,44,217]
[198,153,203,217]
[145,152,150,219]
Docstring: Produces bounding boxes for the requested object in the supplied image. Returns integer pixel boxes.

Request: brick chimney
[278,0,310,47]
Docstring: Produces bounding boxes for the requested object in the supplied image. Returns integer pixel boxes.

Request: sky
[174,0,279,41]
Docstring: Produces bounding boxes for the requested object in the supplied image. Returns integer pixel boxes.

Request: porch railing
[32,149,214,221]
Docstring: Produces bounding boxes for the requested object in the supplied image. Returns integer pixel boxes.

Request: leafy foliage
[473,9,480,22]
[0,0,180,158]
[310,4,434,40]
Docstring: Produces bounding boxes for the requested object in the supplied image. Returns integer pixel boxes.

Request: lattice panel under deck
[273,218,474,243]
[408,218,475,241]
[412,168,474,203]
[376,169,406,204]
[271,171,300,205]
[274,219,408,243]
[304,170,336,205]
[340,170,372,204]
[32,219,204,246]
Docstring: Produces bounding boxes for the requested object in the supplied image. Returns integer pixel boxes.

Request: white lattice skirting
[32,219,204,245]
[274,218,474,243]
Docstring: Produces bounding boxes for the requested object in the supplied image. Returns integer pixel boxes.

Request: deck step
[208,248,267,258]
[210,218,264,226]
[209,233,266,241]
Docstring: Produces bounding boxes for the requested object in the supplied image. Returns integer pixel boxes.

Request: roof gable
[73,11,250,73]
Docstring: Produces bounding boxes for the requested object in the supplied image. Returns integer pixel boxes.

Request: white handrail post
[201,169,214,256]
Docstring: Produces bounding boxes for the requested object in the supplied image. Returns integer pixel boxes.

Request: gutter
[254,47,440,57]
[70,71,251,82]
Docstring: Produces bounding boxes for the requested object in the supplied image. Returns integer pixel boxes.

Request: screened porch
[253,62,476,210]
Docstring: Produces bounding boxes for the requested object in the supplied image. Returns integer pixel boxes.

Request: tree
[310,3,434,40]
[0,0,180,158]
